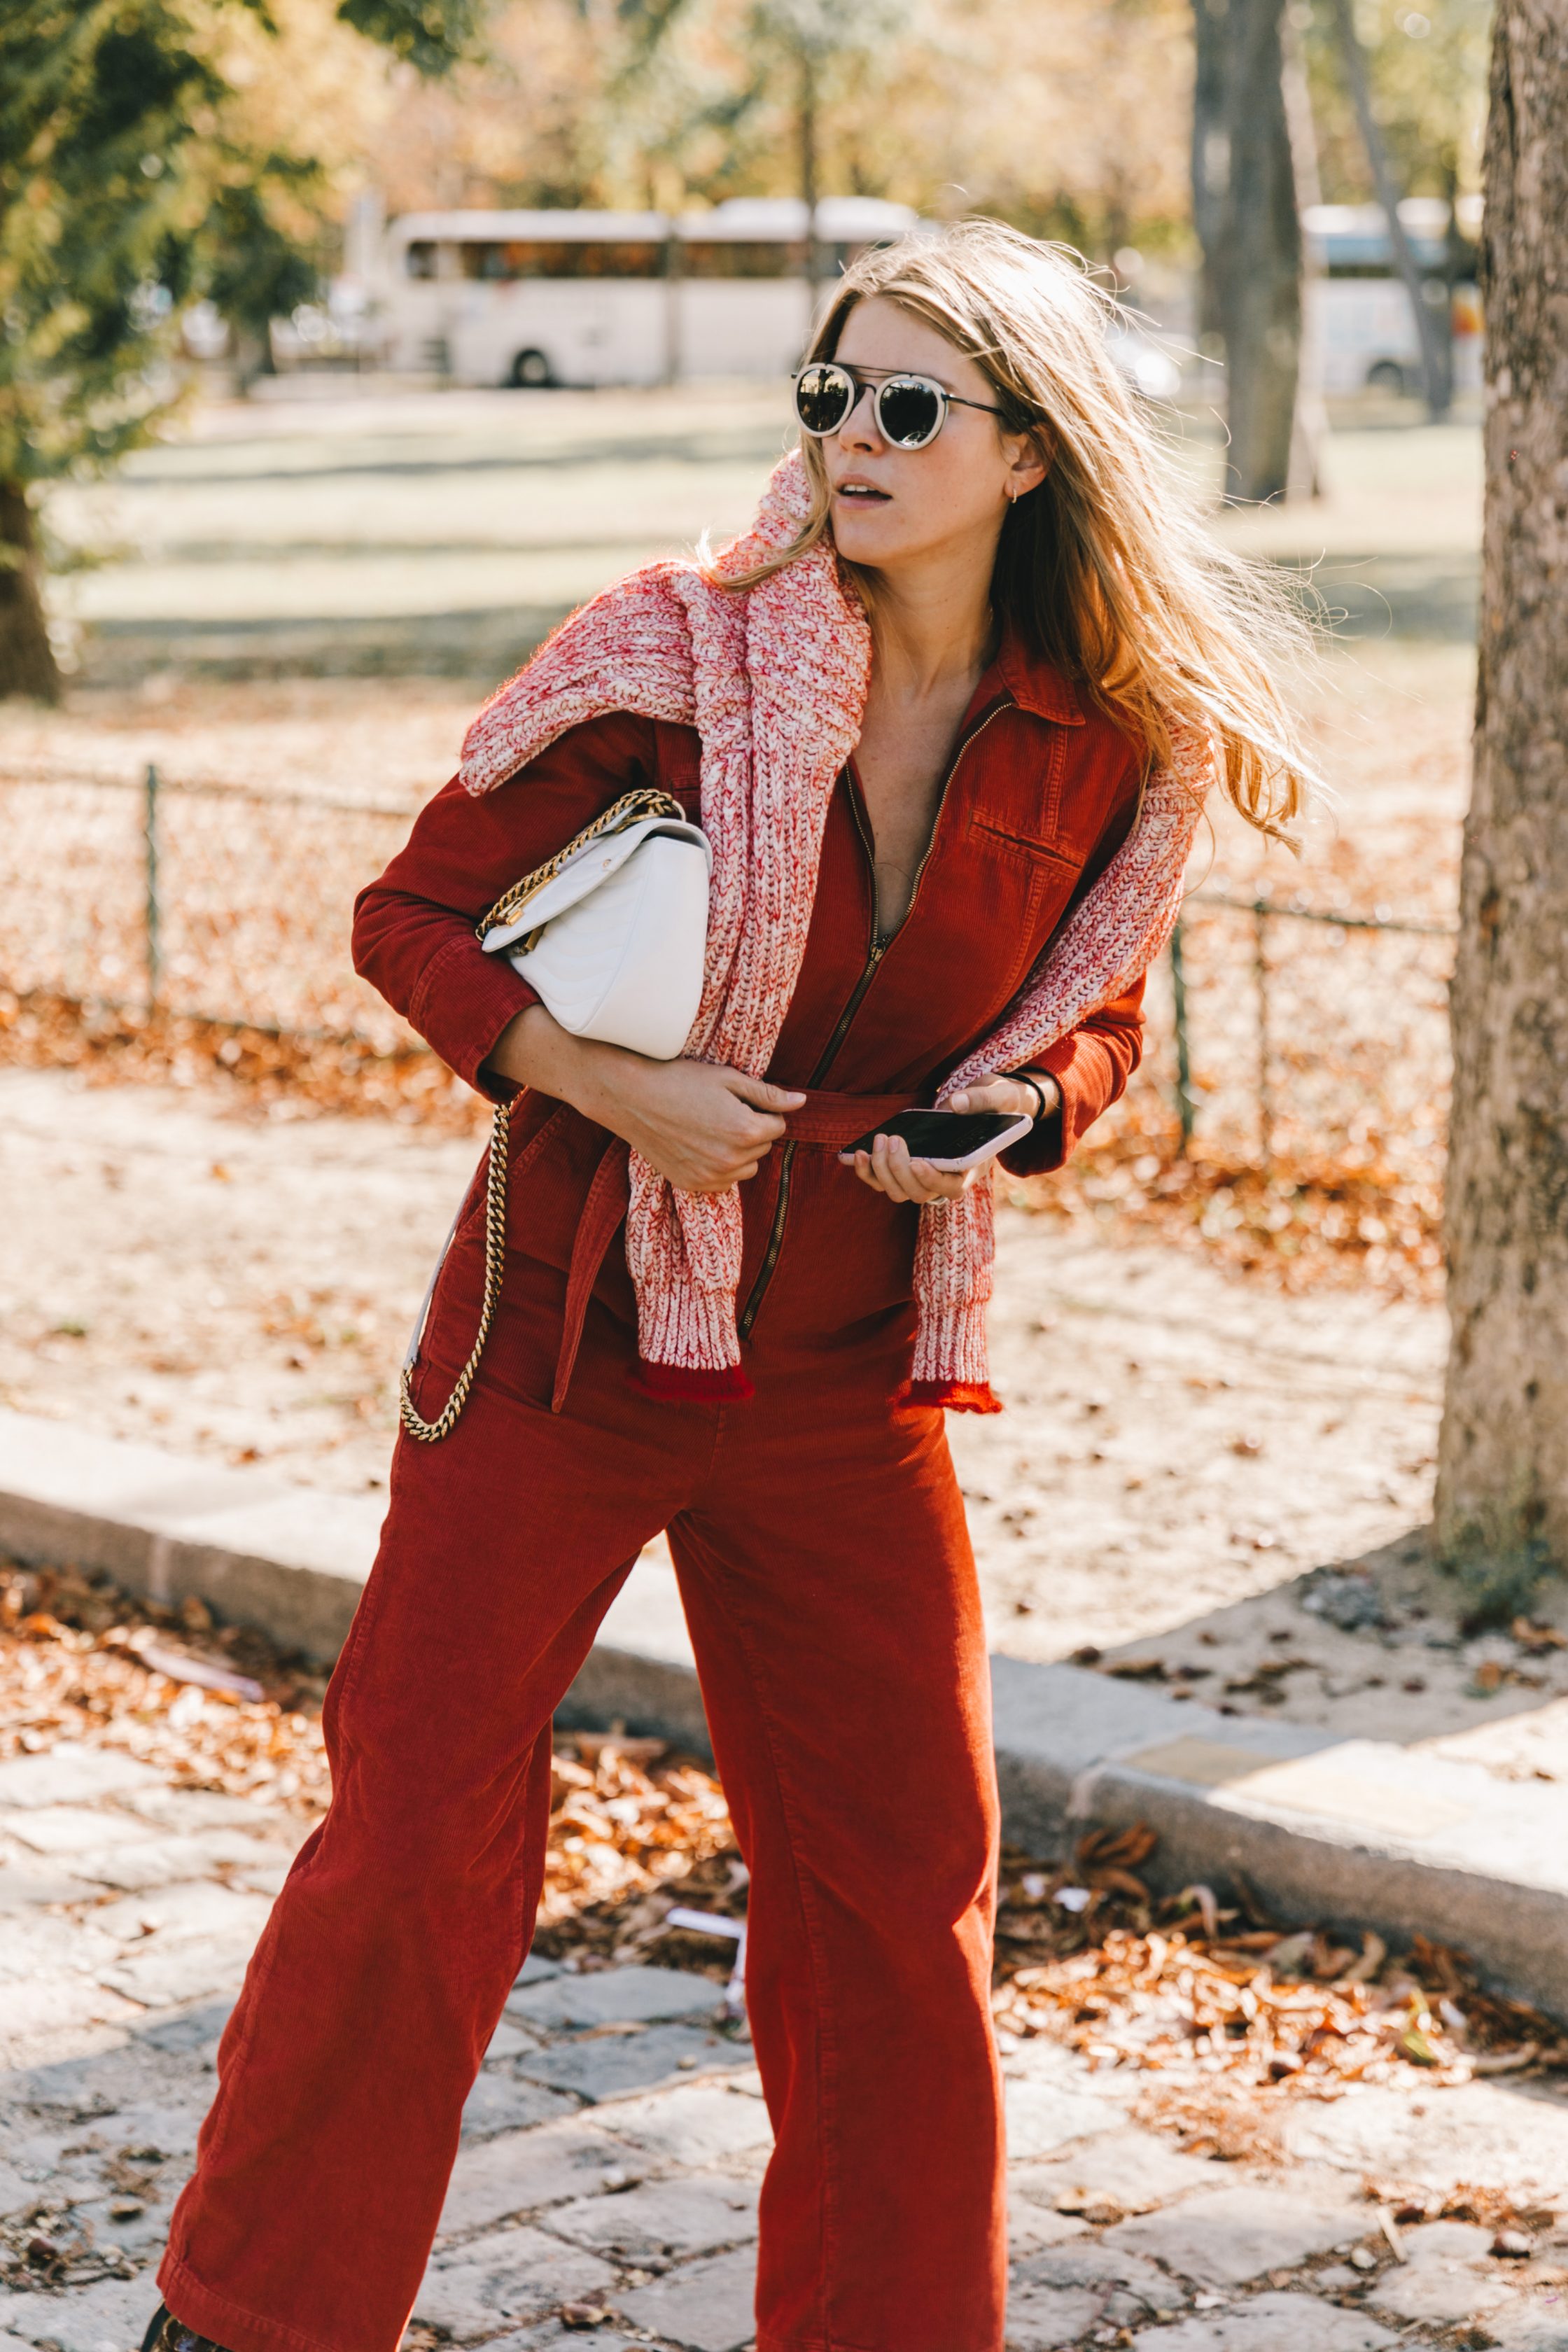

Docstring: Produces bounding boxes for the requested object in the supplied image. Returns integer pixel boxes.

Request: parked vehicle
[367,197,920,387]
[1303,198,1482,398]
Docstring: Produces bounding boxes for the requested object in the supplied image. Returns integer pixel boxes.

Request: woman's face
[818,295,1046,575]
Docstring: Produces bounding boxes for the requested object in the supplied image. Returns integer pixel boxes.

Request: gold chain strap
[398,1096,512,1443]
[399,785,688,1444]
[477,786,687,944]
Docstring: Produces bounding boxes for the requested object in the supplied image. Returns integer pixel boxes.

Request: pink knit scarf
[461,451,1211,1412]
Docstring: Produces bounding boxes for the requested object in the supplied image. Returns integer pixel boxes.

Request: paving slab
[1007,2199,1091,2255]
[1004,2281,1105,2348]
[545,2176,760,2262]
[500,2330,636,2352]
[0,1749,162,1812]
[3,1810,162,1858]
[97,1934,262,2008]
[460,2071,582,2142]
[507,1966,724,2031]
[1101,2186,1362,2288]
[598,2082,774,2165]
[1130,2290,1399,2352]
[1286,2080,1568,2194]
[1013,2243,1184,2314]
[0,2274,158,2352]
[0,1865,98,1911]
[60,1835,289,1894]
[614,2244,757,2352]
[515,2023,750,2104]
[414,2223,617,2341]
[1014,2129,1219,2218]
[1366,2219,1513,2323]
[439,2121,650,2240]
[1004,2071,1124,2159]
[92,1882,272,1945]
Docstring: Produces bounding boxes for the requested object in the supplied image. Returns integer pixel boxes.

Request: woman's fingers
[854,1134,969,1204]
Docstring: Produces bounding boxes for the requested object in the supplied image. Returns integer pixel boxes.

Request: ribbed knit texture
[461,451,1212,1408]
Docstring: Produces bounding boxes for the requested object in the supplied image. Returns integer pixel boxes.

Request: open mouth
[834,482,892,504]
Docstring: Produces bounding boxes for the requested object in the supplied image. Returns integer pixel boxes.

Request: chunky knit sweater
[460,451,1211,1412]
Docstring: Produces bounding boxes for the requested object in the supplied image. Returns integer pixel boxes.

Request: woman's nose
[836,383,881,447]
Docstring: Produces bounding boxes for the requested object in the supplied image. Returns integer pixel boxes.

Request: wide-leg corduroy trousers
[158,1263,1006,2352]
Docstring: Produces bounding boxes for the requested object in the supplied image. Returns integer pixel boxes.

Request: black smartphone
[838,1108,1033,1172]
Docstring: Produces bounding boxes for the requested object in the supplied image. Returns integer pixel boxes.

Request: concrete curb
[4,1407,1565,2019]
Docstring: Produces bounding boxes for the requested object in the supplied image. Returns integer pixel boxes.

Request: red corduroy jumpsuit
[160,631,1146,2352]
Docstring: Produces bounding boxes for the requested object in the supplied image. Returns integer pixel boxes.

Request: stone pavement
[6,1743,1568,2352]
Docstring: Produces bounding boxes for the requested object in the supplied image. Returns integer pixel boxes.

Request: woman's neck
[857,557,997,704]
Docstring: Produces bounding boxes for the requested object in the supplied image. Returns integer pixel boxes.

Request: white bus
[1303,198,1482,398]
[370,197,922,388]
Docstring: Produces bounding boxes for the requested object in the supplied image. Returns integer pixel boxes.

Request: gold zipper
[735,695,1014,1341]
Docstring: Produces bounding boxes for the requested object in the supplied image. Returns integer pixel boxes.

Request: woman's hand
[486,1004,803,1194]
[850,1070,1058,1206]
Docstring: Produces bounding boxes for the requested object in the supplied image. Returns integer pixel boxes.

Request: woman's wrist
[1014,1070,1058,1121]
[487,1004,616,1120]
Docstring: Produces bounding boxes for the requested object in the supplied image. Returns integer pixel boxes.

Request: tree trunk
[1191,0,1229,352]
[1191,0,1303,504]
[1436,0,1568,1569]
[0,483,62,704]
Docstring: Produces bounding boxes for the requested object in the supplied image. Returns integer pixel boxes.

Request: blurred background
[0,0,1513,1700]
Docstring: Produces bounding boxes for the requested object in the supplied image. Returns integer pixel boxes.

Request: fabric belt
[551,1085,919,1412]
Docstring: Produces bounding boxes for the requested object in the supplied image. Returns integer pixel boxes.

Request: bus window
[458,239,664,281]
[405,241,438,280]
[680,240,802,279]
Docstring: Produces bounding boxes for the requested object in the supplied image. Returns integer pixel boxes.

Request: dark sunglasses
[792,359,1008,451]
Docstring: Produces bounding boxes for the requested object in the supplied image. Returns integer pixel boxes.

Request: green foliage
[1302,0,1492,204]
[0,0,480,493]
[1440,1491,1558,1632]
[334,0,486,74]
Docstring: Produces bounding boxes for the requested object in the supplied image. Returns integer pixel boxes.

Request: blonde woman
[148,221,1308,2352]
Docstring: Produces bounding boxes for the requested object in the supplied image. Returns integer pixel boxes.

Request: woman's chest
[766,696,1142,1092]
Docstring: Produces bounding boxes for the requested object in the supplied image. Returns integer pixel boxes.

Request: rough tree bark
[1436,0,1568,1565]
[0,483,62,704]
[1191,0,1303,503]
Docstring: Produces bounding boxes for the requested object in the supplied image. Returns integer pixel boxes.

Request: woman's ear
[1006,427,1052,501]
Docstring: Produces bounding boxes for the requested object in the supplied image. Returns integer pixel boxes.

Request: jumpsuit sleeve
[1000,973,1147,1177]
[351,710,664,1100]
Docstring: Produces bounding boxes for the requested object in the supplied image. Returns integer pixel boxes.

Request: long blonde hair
[722,218,1315,842]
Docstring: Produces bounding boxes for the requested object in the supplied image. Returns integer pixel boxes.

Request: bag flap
[480,818,710,955]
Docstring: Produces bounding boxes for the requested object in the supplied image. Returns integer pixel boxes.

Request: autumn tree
[1191,0,1303,503]
[1436,0,1568,1574]
[0,0,483,704]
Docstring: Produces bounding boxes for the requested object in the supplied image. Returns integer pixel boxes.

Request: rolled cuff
[408,931,541,1102]
[1000,1038,1110,1177]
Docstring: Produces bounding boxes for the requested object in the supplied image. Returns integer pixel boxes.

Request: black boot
[140,2305,232,2352]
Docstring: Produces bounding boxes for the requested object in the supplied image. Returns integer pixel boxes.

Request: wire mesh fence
[0,764,414,1056]
[1160,895,1455,1186]
[0,763,1457,1194]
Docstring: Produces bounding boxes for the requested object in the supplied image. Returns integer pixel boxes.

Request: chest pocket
[965,722,1077,862]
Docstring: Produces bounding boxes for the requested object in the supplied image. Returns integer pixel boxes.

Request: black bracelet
[1016,1074,1051,1122]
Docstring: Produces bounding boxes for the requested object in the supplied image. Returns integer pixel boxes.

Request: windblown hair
[719,218,1316,842]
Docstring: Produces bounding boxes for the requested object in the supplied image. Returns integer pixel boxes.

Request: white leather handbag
[400,786,711,1445]
[479,787,711,1062]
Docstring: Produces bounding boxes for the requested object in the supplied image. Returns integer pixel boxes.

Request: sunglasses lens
[876,378,944,447]
[795,363,853,435]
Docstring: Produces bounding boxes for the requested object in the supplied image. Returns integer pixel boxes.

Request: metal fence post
[1169,915,1196,1155]
[144,762,161,1009]
[1252,899,1272,1166]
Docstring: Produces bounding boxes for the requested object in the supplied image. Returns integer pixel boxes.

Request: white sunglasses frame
[792,360,1009,451]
